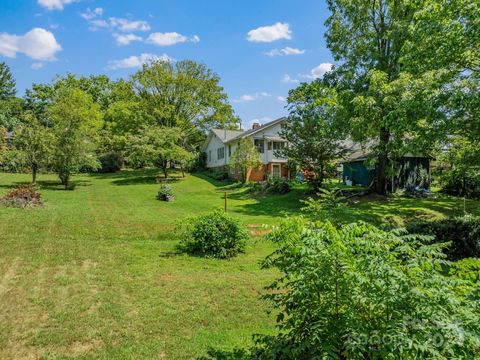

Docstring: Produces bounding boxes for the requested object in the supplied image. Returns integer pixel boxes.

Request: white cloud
[247,22,292,43]
[0,28,62,61]
[38,0,77,11]
[146,32,199,46]
[234,92,271,103]
[265,46,305,57]
[30,62,44,70]
[114,33,143,45]
[81,10,150,33]
[282,74,299,83]
[110,18,150,32]
[277,96,287,102]
[108,53,173,70]
[80,7,104,21]
[304,62,333,79]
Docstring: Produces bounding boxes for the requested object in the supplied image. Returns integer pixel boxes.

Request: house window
[273,142,285,151]
[228,145,231,157]
[217,147,225,160]
[208,150,211,162]
[254,139,264,153]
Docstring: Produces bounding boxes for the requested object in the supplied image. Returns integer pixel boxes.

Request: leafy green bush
[252,218,480,359]
[301,187,348,224]
[203,168,229,181]
[1,184,43,208]
[98,151,121,173]
[266,177,292,194]
[178,210,248,258]
[246,178,292,195]
[407,216,480,260]
[156,184,175,202]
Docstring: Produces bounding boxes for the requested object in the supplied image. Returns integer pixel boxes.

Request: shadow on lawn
[197,348,251,360]
[0,180,91,191]
[90,169,184,186]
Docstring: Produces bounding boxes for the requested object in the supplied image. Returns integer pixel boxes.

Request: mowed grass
[0,170,479,359]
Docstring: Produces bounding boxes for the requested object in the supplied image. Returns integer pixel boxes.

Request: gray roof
[211,128,244,143]
[227,117,287,143]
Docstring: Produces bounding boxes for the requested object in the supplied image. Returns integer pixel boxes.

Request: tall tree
[229,138,263,183]
[280,79,345,188]
[0,62,16,100]
[13,112,54,183]
[325,0,420,194]
[131,59,240,147]
[49,87,102,189]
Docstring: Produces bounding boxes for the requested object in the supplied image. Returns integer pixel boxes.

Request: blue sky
[0,0,334,129]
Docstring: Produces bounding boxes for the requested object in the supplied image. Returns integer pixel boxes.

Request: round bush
[178,210,248,258]
[407,215,480,260]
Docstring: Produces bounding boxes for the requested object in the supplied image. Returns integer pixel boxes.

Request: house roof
[226,117,287,143]
[211,128,244,143]
[203,117,287,151]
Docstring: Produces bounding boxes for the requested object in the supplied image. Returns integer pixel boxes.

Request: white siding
[205,134,227,168]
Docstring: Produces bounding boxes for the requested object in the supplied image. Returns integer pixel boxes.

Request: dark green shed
[342,155,432,190]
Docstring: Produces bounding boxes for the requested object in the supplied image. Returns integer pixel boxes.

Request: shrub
[204,168,229,181]
[98,152,121,173]
[252,218,480,359]
[178,210,248,258]
[1,184,43,208]
[266,177,292,194]
[407,216,480,260]
[156,184,175,202]
[301,187,348,224]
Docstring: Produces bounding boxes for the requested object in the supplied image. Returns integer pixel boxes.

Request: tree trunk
[32,164,38,184]
[162,160,168,179]
[376,128,390,195]
[180,164,185,178]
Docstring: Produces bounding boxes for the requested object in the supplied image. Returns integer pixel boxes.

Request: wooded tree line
[0,60,240,188]
[280,0,479,196]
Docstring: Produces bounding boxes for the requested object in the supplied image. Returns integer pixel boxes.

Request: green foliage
[97,151,122,173]
[282,79,344,187]
[203,167,229,181]
[0,62,16,100]
[301,187,348,224]
[127,125,193,178]
[229,138,262,183]
[438,137,480,198]
[1,184,43,208]
[245,178,292,195]
[178,210,248,259]
[266,177,292,195]
[13,112,54,183]
[49,87,102,188]
[407,216,480,260]
[156,184,175,202]
[132,59,239,143]
[255,218,480,359]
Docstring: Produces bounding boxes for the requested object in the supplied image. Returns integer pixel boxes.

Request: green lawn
[0,170,478,359]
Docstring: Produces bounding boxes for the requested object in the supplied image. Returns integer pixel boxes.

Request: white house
[202,117,289,181]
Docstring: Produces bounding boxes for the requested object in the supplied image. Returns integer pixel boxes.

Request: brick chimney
[252,122,261,129]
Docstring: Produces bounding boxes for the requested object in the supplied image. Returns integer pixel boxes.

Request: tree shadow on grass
[197,348,252,360]
[90,169,185,186]
[37,180,92,191]
[0,180,91,191]
[191,172,237,189]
